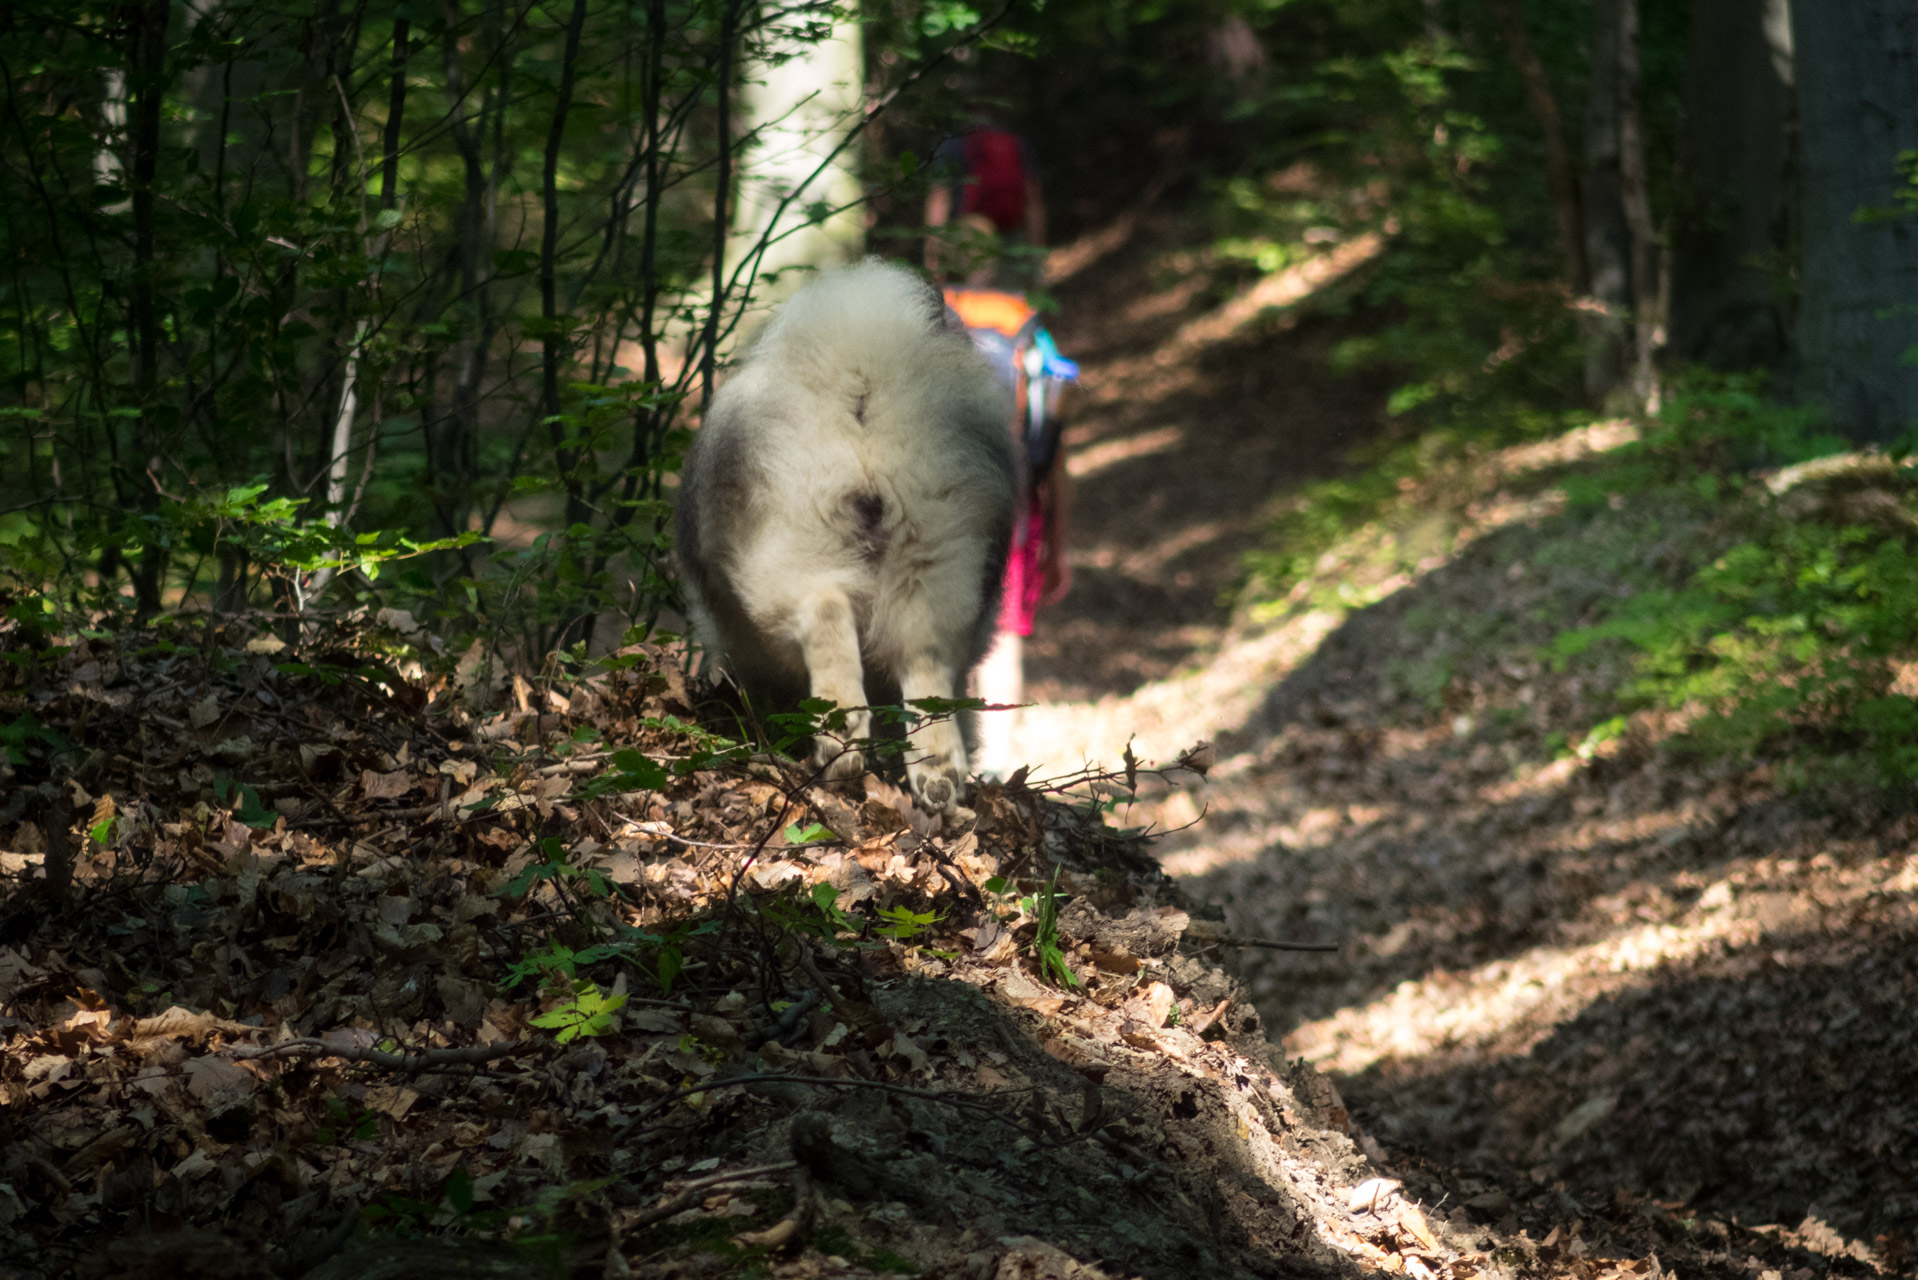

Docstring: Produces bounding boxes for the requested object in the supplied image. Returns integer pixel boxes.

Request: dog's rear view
[677,260,1016,812]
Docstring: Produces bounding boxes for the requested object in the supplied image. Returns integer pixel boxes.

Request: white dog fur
[676,260,1016,811]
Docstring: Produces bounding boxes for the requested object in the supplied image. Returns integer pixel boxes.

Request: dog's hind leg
[793,590,871,780]
[876,570,983,814]
[898,649,969,814]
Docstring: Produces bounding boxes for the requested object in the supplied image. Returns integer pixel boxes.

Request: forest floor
[1021,207,1917,1279]
[1,209,1909,1280]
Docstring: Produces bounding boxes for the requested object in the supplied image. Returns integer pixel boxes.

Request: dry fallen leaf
[1347,1177,1402,1215]
[1122,981,1175,1029]
[999,968,1066,1015]
[360,768,415,800]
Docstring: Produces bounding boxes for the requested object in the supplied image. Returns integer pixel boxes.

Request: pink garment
[998,498,1046,637]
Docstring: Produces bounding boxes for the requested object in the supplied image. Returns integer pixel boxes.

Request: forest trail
[1018,213,1388,762]
[1021,213,1918,1277]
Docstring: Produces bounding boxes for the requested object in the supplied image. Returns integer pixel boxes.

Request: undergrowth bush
[1241,360,1918,787]
[1553,375,1918,785]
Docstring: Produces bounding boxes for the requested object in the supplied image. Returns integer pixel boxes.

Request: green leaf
[530,982,627,1043]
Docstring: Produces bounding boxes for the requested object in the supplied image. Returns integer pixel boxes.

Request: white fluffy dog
[676,260,1016,812]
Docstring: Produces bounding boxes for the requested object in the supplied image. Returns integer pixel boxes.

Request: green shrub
[1553,375,1918,783]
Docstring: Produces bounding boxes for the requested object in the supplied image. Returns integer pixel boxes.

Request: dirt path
[1020,219,1911,1280]
[1028,214,1390,706]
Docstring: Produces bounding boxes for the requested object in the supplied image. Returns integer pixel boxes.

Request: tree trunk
[700,0,739,413]
[1580,0,1662,410]
[1580,0,1635,403]
[435,0,492,541]
[1615,0,1661,410]
[1791,3,1918,441]
[1668,0,1795,370]
[125,0,172,614]
[727,2,866,320]
[540,0,591,528]
[1489,0,1584,292]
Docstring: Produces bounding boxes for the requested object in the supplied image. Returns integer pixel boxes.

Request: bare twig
[613,1068,1035,1140]
[626,1161,798,1231]
[1188,997,1232,1036]
[1184,925,1340,954]
[229,1037,521,1072]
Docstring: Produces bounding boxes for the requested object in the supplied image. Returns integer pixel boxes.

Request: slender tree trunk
[1580,0,1657,410]
[1790,2,1918,441]
[1581,0,1632,402]
[700,0,738,413]
[380,18,410,211]
[436,0,490,540]
[1615,0,1661,410]
[1669,0,1796,370]
[637,0,666,394]
[541,0,590,528]
[728,0,866,318]
[95,69,129,209]
[325,320,366,524]
[281,0,347,507]
[125,0,172,613]
[325,20,408,535]
[1489,0,1584,292]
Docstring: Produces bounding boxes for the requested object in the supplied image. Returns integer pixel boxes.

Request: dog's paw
[906,719,967,814]
[816,738,865,782]
[907,759,962,814]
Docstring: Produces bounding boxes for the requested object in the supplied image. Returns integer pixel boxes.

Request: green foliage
[809,1226,920,1275]
[1551,376,1918,783]
[874,903,944,942]
[581,748,670,799]
[1,712,68,767]
[505,836,613,901]
[1021,870,1080,989]
[0,0,890,651]
[316,1096,379,1146]
[761,882,860,944]
[529,980,628,1044]
[502,940,624,992]
[213,776,278,830]
[1223,0,1695,616]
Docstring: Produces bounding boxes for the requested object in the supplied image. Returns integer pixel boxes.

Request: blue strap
[1033,328,1080,380]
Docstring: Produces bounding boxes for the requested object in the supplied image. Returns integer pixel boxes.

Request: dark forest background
[1,0,1913,661]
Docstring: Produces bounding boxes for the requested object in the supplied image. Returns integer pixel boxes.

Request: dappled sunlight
[1158,800,1407,876]
[1283,875,1792,1076]
[1092,370,1918,1248]
[1023,411,1647,768]
[1065,424,1187,478]
[1167,232,1386,352]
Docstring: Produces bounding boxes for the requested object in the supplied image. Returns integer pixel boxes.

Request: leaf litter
[2,614,1508,1280]
[1045,418,1918,1280]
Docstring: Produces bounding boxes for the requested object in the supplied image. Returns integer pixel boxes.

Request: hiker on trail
[923,123,1047,289]
[925,125,1075,776]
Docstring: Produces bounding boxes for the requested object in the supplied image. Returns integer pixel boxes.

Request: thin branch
[229,1037,522,1072]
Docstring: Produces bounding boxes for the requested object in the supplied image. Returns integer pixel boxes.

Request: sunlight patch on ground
[1158,801,1405,876]
[1284,851,1918,1085]
[1042,210,1145,287]
[1016,606,1343,771]
[1067,425,1187,479]
[1020,417,1642,773]
[1285,891,1786,1076]
[1120,520,1231,576]
[1168,233,1385,352]
[1492,417,1637,478]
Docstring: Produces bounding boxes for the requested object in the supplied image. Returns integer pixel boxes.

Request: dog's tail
[750,258,957,384]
